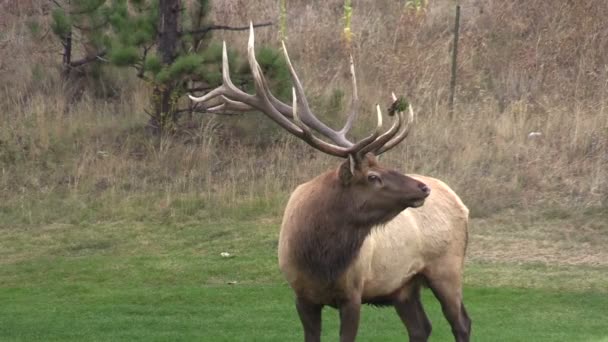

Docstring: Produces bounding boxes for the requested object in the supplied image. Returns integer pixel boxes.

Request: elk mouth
[399,195,428,210]
[408,198,426,208]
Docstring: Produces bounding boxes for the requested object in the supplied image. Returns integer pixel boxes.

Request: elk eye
[367,174,381,183]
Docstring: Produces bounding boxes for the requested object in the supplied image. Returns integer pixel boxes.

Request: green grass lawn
[1,282,607,341]
[1,199,607,341]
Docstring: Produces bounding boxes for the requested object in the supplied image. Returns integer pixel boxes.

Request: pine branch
[183,21,273,37]
[136,44,154,79]
[73,19,109,32]
[50,0,63,9]
[69,50,107,67]
[132,65,152,83]
[174,108,241,116]
[186,85,213,93]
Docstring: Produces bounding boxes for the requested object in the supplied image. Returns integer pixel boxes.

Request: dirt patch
[468,235,608,266]
[468,208,608,267]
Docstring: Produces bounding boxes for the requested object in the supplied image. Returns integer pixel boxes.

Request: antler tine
[278,42,406,157]
[358,103,404,156]
[188,85,223,104]
[247,25,270,99]
[291,89,360,157]
[280,41,354,148]
[220,41,237,90]
[189,28,309,140]
[189,41,253,105]
[375,97,415,155]
[243,23,354,157]
[206,96,254,113]
[291,87,310,134]
[345,104,383,154]
[338,55,359,137]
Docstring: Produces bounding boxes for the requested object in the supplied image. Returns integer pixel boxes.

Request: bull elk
[190,24,471,342]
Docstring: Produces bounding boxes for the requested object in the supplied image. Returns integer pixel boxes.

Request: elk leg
[426,270,471,342]
[338,297,362,342]
[295,297,323,342]
[394,285,432,342]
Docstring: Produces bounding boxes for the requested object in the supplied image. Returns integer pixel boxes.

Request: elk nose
[419,183,431,196]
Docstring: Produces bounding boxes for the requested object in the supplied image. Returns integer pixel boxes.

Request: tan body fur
[279,175,468,307]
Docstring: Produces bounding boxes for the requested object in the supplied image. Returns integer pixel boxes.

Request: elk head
[337,153,430,226]
[189,23,430,219]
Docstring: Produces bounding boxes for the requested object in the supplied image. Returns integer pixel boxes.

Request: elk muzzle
[402,177,430,208]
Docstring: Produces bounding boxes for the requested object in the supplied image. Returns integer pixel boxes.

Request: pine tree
[51,0,289,134]
[50,0,110,98]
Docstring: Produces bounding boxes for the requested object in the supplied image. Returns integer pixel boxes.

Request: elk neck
[290,170,395,284]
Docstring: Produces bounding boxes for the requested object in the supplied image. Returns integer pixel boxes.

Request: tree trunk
[151,0,181,133]
[61,28,73,79]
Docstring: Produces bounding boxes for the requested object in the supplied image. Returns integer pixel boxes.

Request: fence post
[448,4,461,117]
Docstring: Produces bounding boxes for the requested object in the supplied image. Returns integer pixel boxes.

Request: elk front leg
[339,297,362,342]
[296,297,323,342]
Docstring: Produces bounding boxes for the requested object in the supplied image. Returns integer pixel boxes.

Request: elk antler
[189,23,414,158]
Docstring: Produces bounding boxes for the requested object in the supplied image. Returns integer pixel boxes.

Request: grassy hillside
[1,0,606,217]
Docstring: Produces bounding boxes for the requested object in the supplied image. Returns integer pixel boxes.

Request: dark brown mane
[289,169,399,283]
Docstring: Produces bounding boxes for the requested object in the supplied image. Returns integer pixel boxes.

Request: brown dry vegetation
[0,0,607,266]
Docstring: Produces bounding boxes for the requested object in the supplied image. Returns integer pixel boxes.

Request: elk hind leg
[425,265,471,342]
[393,282,432,342]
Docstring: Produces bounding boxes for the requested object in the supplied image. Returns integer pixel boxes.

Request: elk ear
[338,155,357,185]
